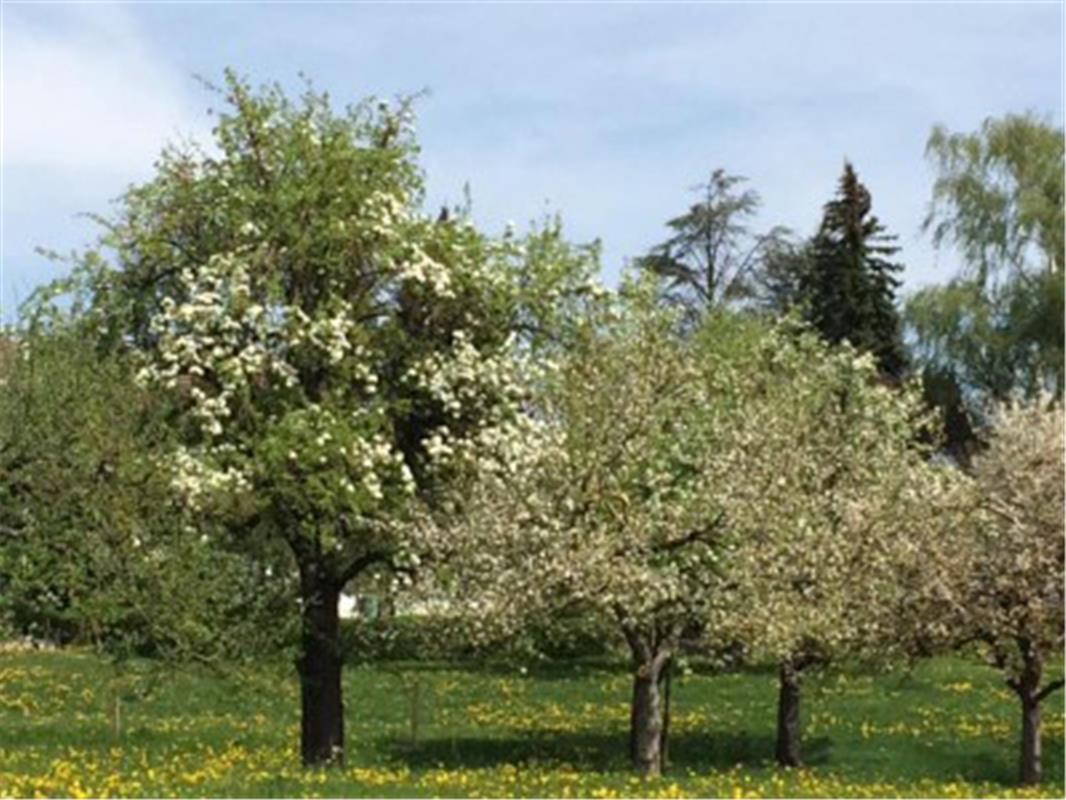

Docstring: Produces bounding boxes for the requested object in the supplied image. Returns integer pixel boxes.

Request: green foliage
[799,162,907,378]
[636,169,791,322]
[506,216,605,356]
[0,328,284,664]
[924,112,1063,280]
[522,610,623,661]
[907,113,1064,413]
[340,616,457,664]
[338,613,619,665]
[748,239,815,316]
[906,274,1063,405]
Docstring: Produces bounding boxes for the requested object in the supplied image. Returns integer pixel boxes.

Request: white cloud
[3,5,207,176]
[0,1,1058,308]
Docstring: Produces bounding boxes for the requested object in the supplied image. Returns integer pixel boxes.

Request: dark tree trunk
[297,570,344,767]
[1020,696,1041,786]
[775,660,803,767]
[659,657,672,770]
[1014,644,1043,786]
[618,616,676,777]
[631,661,665,776]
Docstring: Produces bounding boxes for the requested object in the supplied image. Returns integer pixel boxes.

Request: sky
[1,1,1063,323]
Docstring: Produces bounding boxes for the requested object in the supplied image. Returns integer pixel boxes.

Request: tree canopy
[636,169,790,322]
[906,113,1064,421]
[25,71,592,767]
[799,162,908,379]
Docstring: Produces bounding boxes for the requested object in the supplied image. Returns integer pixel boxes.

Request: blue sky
[2,1,1062,322]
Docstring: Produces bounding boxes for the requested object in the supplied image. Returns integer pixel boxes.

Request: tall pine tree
[801,162,907,378]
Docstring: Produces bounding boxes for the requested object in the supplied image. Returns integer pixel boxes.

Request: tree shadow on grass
[863,734,1065,787]
[368,658,625,681]
[379,727,1061,789]
[380,729,826,774]
[365,658,784,683]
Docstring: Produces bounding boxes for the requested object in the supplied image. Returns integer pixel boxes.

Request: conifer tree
[636,169,790,323]
[801,162,907,378]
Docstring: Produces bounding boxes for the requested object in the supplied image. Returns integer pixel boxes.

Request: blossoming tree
[704,330,970,767]
[950,400,1063,785]
[423,281,759,776]
[54,72,568,767]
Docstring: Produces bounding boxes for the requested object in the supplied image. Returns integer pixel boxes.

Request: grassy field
[0,651,1062,798]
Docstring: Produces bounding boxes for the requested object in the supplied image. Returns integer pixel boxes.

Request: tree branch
[653,512,725,553]
[339,551,391,587]
[1036,679,1064,703]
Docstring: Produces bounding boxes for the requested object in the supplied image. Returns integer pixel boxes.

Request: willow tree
[906,113,1064,446]
[43,72,551,767]
[924,113,1063,280]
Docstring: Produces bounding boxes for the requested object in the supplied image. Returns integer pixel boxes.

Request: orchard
[0,73,1061,798]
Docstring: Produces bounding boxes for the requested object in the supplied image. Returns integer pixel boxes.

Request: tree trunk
[298,572,345,767]
[1020,695,1041,785]
[1015,645,1043,786]
[618,618,676,777]
[630,662,665,777]
[659,657,672,770]
[775,660,802,767]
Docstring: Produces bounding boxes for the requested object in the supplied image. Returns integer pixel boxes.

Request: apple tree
[949,399,1063,785]
[704,329,970,767]
[420,280,755,776]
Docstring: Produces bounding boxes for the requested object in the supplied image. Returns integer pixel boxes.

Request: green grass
[0,650,1061,797]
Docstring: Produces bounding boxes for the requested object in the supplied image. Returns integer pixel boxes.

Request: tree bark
[297,570,345,767]
[1015,644,1043,786]
[618,614,676,777]
[775,660,803,767]
[659,657,672,770]
[630,661,665,777]
[1020,695,1041,786]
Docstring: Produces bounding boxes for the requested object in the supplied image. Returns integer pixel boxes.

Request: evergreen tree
[636,169,790,323]
[750,238,814,315]
[801,162,907,378]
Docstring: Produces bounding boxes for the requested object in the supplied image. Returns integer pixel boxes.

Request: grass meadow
[0,651,1062,798]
